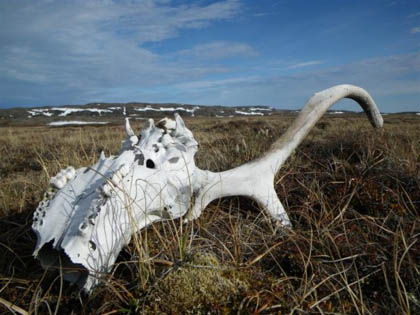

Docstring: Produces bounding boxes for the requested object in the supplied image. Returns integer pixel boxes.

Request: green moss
[143,253,248,314]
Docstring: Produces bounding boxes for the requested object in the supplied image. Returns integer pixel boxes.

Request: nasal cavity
[146,159,155,169]
[135,153,144,166]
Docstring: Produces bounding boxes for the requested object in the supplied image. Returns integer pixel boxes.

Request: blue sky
[0,0,419,112]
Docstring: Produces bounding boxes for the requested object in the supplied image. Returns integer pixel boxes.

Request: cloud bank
[410,27,420,34]
[173,53,420,112]
[0,0,419,113]
[0,0,241,105]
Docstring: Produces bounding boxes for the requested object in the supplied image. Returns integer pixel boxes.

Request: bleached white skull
[33,114,200,290]
[32,85,384,292]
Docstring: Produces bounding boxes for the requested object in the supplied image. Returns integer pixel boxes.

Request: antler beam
[186,84,383,224]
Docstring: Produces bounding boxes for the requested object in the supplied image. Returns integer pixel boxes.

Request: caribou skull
[32,85,383,291]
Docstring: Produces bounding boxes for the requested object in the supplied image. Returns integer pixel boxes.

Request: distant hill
[0,102,417,126]
[0,102,289,126]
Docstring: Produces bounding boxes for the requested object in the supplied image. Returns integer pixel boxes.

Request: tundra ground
[0,114,419,314]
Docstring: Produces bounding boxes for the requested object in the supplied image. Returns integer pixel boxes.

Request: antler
[187,85,383,225]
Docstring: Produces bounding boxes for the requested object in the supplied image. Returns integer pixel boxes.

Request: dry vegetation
[0,114,419,314]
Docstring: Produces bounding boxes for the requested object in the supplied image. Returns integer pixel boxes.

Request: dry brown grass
[0,114,419,314]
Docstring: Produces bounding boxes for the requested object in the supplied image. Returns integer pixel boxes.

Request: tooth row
[111,172,120,186]
[43,188,55,200]
[102,183,113,197]
[103,164,130,196]
[79,200,103,233]
[33,199,50,228]
[50,166,76,189]
[119,164,129,177]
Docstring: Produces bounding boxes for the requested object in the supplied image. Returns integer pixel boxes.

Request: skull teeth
[50,176,66,189]
[111,173,120,185]
[65,166,76,180]
[119,165,129,177]
[102,183,112,197]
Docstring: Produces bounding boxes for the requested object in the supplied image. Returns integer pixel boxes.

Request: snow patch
[28,107,114,117]
[248,107,272,111]
[51,107,113,116]
[235,110,264,116]
[48,121,109,126]
[135,106,199,114]
[134,106,161,112]
[28,109,53,117]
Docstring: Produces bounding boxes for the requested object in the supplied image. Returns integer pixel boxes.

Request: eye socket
[89,240,96,251]
[146,159,155,169]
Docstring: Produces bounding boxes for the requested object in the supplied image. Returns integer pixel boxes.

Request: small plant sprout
[32,84,383,292]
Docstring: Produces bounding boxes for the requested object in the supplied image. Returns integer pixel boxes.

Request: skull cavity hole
[89,240,96,251]
[169,157,179,164]
[146,159,155,169]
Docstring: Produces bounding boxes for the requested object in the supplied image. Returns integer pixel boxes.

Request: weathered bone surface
[32,84,383,291]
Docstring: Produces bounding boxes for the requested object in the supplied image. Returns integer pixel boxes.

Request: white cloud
[0,0,241,105]
[408,12,420,18]
[410,26,420,33]
[170,53,420,112]
[175,76,259,90]
[287,60,323,69]
[176,41,258,59]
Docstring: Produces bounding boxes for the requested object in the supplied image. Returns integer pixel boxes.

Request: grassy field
[0,114,419,314]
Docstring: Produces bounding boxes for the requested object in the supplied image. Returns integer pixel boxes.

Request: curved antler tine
[147,118,155,128]
[263,84,383,174]
[174,113,194,138]
[125,117,136,137]
[139,119,155,142]
[120,118,138,151]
